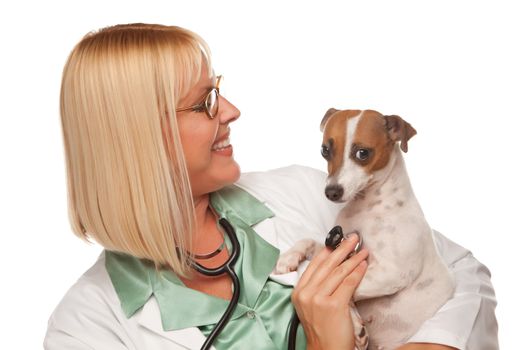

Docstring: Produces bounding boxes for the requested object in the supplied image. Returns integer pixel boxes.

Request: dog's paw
[273,250,305,274]
[350,302,369,350]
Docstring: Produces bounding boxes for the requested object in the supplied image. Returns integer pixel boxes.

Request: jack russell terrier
[276,109,455,350]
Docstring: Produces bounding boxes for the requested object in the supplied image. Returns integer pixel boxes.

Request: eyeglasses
[176,75,222,119]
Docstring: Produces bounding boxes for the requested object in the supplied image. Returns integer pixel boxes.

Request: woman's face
[176,64,241,198]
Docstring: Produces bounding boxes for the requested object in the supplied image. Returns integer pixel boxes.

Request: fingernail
[347,233,358,242]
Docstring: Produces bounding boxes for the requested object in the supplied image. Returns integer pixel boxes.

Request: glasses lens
[206,89,219,118]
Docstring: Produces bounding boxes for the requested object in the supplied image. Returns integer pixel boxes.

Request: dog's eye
[321,144,331,160]
[355,148,370,161]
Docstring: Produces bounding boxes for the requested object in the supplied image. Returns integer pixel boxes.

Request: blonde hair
[60,23,212,276]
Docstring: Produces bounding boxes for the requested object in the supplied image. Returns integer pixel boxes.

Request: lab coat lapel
[253,217,301,287]
[251,217,278,250]
[137,297,216,350]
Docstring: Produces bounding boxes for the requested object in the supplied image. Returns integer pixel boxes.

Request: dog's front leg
[274,239,323,274]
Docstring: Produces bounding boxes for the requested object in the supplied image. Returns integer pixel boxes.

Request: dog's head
[320,108,416,202]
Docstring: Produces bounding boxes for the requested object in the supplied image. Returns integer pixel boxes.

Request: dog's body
[277,109,455,350]
[334,137,454,349]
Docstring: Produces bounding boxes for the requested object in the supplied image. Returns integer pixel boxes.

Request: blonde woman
[45,24,498,350]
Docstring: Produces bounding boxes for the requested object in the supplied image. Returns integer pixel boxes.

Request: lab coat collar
[209,184,274,227]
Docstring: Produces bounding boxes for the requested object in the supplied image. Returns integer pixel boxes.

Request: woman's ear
[320,108,340,131]
[384,115,417,152]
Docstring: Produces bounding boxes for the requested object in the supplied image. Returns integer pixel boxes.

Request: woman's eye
[321,144,330,159]
[355,149,370,161]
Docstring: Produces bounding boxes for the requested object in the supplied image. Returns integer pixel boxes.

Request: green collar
[105,185,279,331]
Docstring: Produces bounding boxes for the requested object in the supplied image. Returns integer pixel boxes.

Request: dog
[276,109,455,350]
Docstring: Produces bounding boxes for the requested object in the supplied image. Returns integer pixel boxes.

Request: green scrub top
[105,185,307,349]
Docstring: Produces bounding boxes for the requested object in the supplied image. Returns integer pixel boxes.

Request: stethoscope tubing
[200,267,240,350]
[191,218,241,350]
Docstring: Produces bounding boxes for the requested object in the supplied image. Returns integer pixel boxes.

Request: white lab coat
[44,165,498,350]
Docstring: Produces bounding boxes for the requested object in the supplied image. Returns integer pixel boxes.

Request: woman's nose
[218,96,240,124]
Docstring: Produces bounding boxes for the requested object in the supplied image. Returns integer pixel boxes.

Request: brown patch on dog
[352,110,396,174]
[385,115,417,153]
[320,108,340,131]
[396,200,404,207]
[322,110,362,176]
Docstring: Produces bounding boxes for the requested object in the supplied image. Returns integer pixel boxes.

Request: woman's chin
[190,157,241,197]
[212,161,241,189]
[213,149,241,180]
[227,160,241,183]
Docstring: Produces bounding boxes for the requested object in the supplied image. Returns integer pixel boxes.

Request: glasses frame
[176,75,223,119]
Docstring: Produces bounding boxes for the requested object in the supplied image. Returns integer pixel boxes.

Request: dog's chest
[335,193,415,253]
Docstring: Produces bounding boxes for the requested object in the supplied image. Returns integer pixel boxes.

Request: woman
[45,23,498,349]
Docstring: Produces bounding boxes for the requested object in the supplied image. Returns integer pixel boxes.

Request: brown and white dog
[277,109,455,350]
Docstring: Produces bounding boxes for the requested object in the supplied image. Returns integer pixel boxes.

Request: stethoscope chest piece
[325,225,363,258]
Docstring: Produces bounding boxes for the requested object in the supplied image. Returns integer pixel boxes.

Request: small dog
[277,109,455,350]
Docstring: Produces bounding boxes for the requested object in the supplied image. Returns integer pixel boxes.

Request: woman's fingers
[294,247,331,289]
[332,259,368,301]
[316,248,369,296]
[297,234,361,289]
[291,237,367,350]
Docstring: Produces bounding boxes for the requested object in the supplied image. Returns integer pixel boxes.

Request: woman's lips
[211,131,233,156]
[212,144,233,156]
[211,135,230,150]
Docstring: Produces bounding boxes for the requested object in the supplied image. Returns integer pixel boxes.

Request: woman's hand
[291,234,369,350]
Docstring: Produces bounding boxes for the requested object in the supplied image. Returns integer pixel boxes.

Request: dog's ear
[320,108,340,131]
[384,115,417,153]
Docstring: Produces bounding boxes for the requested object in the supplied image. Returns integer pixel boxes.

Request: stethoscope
[189,218,240,350]
[191,219,361,350]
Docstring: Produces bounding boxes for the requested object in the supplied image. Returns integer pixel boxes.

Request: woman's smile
[211,128,233,156]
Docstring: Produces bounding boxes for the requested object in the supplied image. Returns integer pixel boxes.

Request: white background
[0,0,523,348]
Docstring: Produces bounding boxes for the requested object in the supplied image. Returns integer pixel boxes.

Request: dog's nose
[325,185,344,201]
